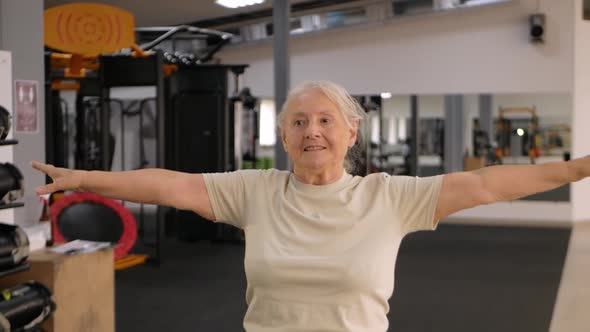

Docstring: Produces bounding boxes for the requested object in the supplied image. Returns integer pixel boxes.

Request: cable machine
[44,3,244,264]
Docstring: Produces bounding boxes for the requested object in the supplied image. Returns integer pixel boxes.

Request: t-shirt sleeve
[202,170,260,229]
[388,174,444,234]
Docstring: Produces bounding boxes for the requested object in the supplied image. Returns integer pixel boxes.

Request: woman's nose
[304,122,321,138]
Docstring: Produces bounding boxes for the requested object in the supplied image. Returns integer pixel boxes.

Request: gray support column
[444,95,465,173]
[479,94,493,143]
[273,0,290,170]
[409,95,419,176]
[376,96,384,163]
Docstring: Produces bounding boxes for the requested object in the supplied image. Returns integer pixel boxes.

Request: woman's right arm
[31,161,216,221]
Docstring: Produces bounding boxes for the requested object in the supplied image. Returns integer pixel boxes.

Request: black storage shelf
[0,202,25,210]
[0,139,18,146]
[0,263,30,277]
[0,133,31,281]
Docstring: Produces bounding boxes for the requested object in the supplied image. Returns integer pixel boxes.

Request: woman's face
[281,90,357,174]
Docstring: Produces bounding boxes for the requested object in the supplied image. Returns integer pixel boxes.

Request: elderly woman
[32,81,589,332]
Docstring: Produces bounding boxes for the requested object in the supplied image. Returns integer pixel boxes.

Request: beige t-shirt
[203,169,443,332]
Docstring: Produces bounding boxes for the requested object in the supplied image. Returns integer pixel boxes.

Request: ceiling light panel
[215,0,265,9]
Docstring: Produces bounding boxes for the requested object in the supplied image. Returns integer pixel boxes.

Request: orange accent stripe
[51,81,80,91]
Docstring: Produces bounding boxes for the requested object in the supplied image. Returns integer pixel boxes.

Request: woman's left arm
[435,155,590,220]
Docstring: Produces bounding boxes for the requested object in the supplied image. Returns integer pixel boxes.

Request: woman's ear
[348,119,360,147]
[281,129,288,152]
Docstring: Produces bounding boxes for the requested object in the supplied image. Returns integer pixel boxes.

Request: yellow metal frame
[115,254,149,270]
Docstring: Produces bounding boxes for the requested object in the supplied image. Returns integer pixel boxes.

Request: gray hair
[277,80,366,174]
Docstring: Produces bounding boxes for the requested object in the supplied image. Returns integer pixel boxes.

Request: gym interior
[0,0,589,331]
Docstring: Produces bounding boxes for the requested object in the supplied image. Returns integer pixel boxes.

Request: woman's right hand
[31,161,86,195]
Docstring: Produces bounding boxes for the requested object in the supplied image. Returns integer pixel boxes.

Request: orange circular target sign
[45,3,135,55]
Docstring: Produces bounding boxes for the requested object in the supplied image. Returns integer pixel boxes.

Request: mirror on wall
[355,91,572,201]
[255,91,571,202]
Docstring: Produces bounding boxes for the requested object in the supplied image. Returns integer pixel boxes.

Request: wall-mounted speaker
[530,13,546,43]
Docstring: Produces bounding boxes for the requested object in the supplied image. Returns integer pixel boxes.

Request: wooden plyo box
[0,248,114,332]
[464,156,486,171]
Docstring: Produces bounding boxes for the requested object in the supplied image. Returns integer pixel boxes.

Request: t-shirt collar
[289,171,352,194]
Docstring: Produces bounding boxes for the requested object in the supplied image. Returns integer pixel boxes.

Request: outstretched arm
[435,155,590,220]
[31,161,216,220]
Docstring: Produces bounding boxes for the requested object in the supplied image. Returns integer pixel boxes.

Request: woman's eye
[294,120,305,126]
[321,118,331,124]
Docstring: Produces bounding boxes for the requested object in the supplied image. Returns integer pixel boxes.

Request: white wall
[382,95,446,118]
[446,201,571,225]
[492,93,573,123]
[382,92,572,120]
[571,0,590,222]
[217,0,578,224]
[379,92,571,153]
[0,0,45,226]
[550,10,590,330]
[571,0,590,221]
[219,0,574,97]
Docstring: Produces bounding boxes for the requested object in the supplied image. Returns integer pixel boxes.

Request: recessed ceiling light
[215,0,265,9]
[380,92,392,99]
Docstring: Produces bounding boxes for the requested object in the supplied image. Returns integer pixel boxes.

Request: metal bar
[62,99,69,168]
[100,88,110,171]
[409,95,419,176]
[138,99,147,237]
[224,73,231,171]
[120,100,125,172]
[138,25,233,51]
[74,93,84,169]
[154,51,165,266]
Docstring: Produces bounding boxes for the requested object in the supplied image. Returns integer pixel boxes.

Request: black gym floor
[115,223,571,332]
